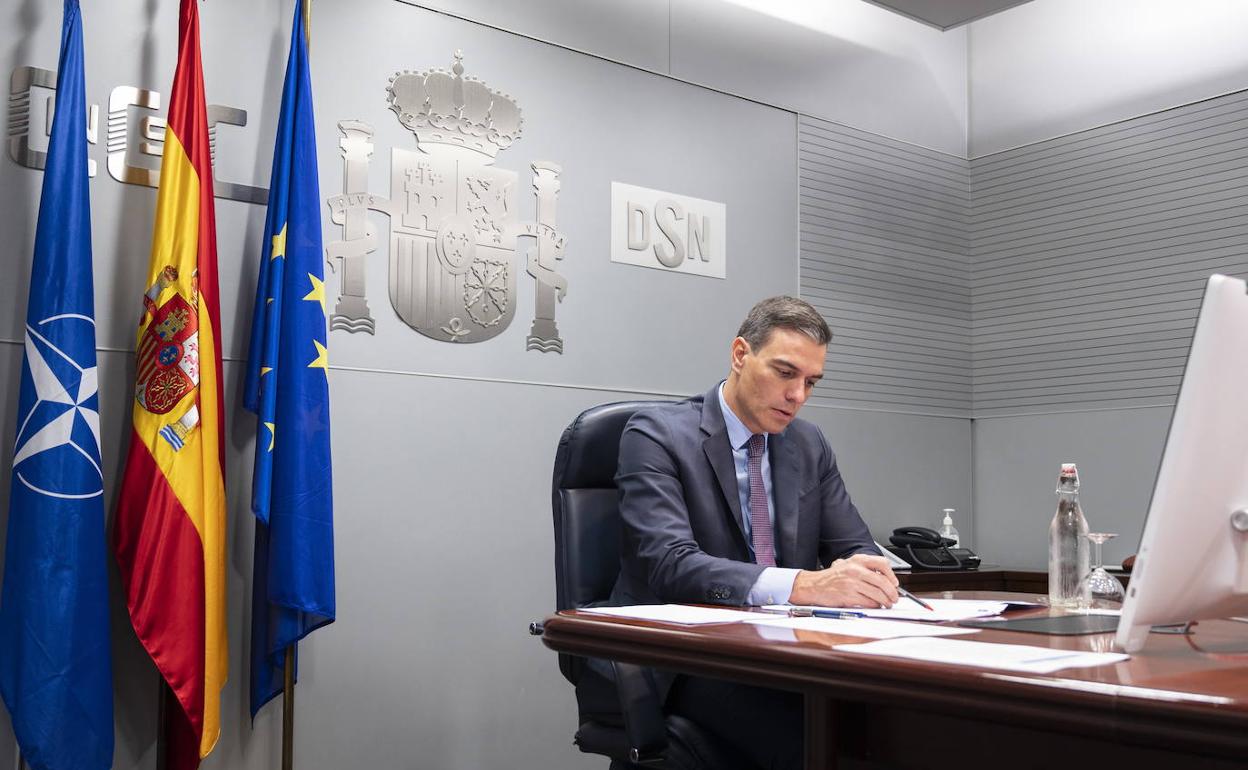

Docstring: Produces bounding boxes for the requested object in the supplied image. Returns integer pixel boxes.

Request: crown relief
[387,50,523,162]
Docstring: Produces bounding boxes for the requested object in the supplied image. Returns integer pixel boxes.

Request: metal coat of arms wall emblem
[326,52,568,352]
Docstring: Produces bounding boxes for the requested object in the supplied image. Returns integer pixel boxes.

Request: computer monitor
[1117,273,1248,652]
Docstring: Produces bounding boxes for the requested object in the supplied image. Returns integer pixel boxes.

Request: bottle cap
[1057,462,1080,490]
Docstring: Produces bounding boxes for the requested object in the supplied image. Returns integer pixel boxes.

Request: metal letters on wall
[9,66,98,176]
[8,65,266,204]
[609,181,726,280]
[326,52,568,352]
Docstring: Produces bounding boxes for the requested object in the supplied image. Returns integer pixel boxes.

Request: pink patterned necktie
[747,433,776,567]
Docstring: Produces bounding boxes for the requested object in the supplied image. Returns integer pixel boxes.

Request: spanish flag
[113,0,226,766]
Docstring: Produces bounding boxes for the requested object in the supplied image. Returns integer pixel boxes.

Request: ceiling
[861,0,1035,30]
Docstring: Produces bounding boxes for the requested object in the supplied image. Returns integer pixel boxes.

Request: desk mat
[957,614,1120,635]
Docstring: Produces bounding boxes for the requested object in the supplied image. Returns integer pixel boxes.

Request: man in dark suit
[611,296,898,769]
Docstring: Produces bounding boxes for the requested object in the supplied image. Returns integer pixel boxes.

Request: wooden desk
[541,592,1248,770]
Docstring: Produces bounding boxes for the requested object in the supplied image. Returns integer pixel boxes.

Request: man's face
[726,327,826,435]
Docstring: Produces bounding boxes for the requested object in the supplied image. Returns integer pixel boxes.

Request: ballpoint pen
[898,586,935,611]
[870,558,935,611]
[788,607,866,619]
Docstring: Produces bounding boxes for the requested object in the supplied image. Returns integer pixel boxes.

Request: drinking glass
[1080,532,1125,607]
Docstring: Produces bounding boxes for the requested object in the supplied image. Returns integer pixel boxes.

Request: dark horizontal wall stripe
[801,120,971,174]
[799,162,971,210]
[803,296,972,330]
[973,120,1248,201]
[801,143,971,186]
[800,179,971,223]
[799,115,972,416]
[974,244,1248,297]
[802,259,968,294]
[971,89,1248,417]
[803,202,968,251]
[803,274,970,316]
[974,156,1248,227]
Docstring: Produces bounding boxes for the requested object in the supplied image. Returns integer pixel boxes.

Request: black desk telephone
[886,526,981,571]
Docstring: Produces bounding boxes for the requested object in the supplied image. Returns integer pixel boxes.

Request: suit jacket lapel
[700,388,749,551]
[770,429,800,567]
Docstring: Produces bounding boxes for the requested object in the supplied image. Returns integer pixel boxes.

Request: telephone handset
[889,526,954,549]
[887,526,981,571]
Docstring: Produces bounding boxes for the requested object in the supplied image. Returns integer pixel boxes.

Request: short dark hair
[736,296,831,350]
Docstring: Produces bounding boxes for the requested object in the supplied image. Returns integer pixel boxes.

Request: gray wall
[969,89,1248,567]
[407,0,970,156]
[967,0,1248,157]
[972,408,1171,571]
[800,405,972,545]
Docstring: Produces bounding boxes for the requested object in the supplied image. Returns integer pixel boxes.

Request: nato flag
[244,0,336,718]
[0,2,115,768]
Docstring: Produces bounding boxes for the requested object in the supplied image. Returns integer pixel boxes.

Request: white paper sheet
[744,615,979,639]
[832,637,1129,673]
[579,604,760,625]
[765,597,1010,622]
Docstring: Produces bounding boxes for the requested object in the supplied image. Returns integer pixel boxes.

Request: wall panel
[798,115,972,417]
[970,91,1248,417]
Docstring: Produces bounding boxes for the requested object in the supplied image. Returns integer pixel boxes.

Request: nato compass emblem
[12,314,103,500]
[326,51,568,352]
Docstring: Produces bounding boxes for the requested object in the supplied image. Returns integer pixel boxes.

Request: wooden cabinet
[897,567,1129,594]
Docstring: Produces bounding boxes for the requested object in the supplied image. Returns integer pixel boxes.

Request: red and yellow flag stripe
[113,0,226,766]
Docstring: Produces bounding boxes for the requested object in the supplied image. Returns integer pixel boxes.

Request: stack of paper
[744,615,979,639]
[833,637,1128,673]
[579,604,761,624]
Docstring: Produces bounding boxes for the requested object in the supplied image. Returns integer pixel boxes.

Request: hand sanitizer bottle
[939,508,960,548]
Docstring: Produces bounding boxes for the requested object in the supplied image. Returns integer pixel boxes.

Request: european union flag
[243,0,336,718]
[0,2,115,768]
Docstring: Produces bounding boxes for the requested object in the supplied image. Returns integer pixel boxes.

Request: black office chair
[545,401,747,770]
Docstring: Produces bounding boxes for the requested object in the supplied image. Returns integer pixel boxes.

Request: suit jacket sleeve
[811,428,877,567]
[616,408,764,606]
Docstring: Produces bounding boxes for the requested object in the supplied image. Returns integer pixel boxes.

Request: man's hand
[789,554,899,608]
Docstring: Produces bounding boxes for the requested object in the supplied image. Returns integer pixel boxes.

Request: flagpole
[281,16,307,770]
[156,683,168,770]
[282,644,296,769]
[302,0,311,52]
[279,14,308,770]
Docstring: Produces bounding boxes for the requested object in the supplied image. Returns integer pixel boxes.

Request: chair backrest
[549,401,748,770]
[551,401,665,683]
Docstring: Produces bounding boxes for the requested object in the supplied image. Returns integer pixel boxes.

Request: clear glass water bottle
[1048,463,1091,609]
